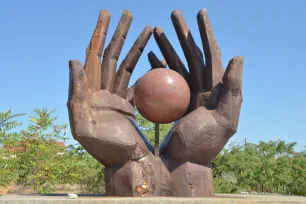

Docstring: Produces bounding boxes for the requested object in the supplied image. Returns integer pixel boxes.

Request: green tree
[58,143,105,193]
[287,148,306,195]
[20,108,66,141]
[212,140,306,196]
[14,108,67,193]
[0,110,25,188]
[0,110,25,144]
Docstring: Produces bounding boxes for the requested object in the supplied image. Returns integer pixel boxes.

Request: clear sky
[1,0,305,150]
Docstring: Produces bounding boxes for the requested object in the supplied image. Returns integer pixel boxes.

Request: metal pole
[154,123,159,157]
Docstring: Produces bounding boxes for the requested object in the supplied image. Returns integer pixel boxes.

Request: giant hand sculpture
[68,9,243,197]
[148,9,244,167]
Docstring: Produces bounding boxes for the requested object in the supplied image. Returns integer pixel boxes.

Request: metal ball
[135,68,190,123]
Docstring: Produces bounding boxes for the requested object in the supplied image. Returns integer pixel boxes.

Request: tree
[20,108,66,141]
[14,108,67,193]
[0,110,25,144]
[212,140,306,196]
[0,110,25,188]
[0,108,106,194]
[59,143,106,194]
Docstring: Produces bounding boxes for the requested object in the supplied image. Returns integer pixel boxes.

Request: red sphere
[134,68,190,124]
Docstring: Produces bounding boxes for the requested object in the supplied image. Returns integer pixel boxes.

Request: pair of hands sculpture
[68,9,243,197]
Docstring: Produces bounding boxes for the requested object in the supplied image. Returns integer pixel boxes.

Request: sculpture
[67,8,244,197]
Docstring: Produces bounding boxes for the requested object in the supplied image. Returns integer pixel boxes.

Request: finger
[215,56,243,132]
[171,10,205,92]
[101,10,133,92]
[68,61,92,141]
[85,10,111,90]
[160,59,167,68]
[127,84,136,106]
[197,9,224,90]
[114,26,153,98]
[68,60,87,102]
[153,26,190,83]
[197,45,204,59]
[223,56,243,95]
[148,51,167,68]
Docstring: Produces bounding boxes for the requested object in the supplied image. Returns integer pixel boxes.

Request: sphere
[134,68,190,124]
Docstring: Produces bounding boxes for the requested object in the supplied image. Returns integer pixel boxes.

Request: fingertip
[144,25,153,33]
[148,51,166,69]
[99,9,111,17]
[234,56,244,62]
[171,9,182,19]
[148,51,154,58]
[154,26,164,36]
[223,56,244,93]
[123,9,133,18]
[69,60,83,69]
[229,56,244,69]
[197,8,208,19]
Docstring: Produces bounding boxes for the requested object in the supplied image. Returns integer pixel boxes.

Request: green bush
[212,141,306,196]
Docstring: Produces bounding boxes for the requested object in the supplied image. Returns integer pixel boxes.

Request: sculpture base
[105,153,214,197]
[1,194,306,204]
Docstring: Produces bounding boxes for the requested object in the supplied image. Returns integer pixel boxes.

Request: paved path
[0,194,306,203]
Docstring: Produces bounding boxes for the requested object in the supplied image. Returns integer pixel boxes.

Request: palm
[150,9,244,166]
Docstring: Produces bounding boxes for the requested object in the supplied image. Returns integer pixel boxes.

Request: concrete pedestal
[0,194,306,204]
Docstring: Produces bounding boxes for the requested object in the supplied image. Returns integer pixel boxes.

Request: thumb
[214,56,244,134]
[67,60,92,139]
[68,60,88,102]
[223,56,243,96]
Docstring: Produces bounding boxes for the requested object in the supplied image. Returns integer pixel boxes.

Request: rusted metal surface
[67,9,243,197]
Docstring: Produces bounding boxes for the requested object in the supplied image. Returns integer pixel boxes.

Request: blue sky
[1,0,305,150]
